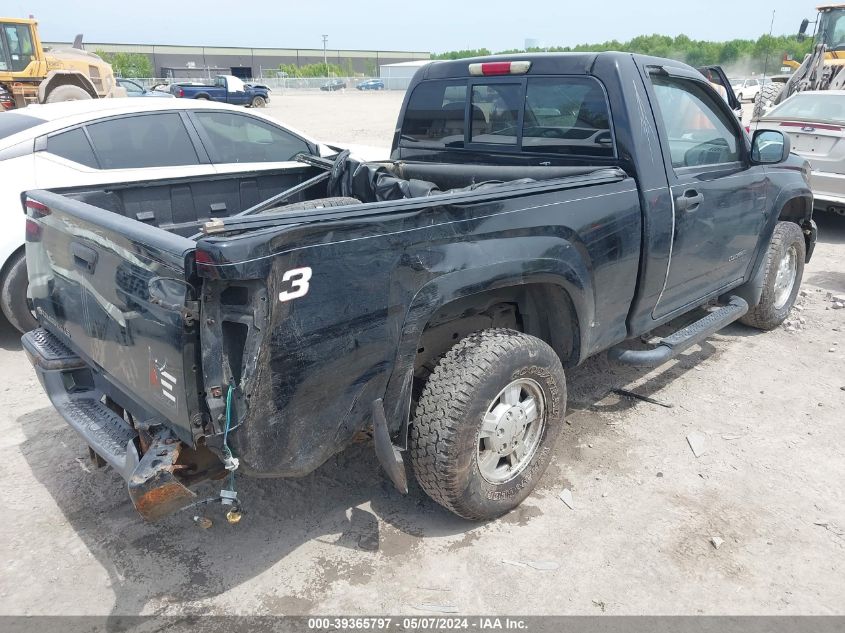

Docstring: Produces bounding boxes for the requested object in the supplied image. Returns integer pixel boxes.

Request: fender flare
[38,71,98,102]
[733,188,814,307]
[382,257,594,446]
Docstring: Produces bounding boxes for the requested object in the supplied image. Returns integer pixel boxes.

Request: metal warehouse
[42,41,431,80]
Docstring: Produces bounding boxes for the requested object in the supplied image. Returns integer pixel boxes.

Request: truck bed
[24,161,638,478]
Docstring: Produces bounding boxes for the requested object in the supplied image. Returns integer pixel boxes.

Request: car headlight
[802,160,812,185]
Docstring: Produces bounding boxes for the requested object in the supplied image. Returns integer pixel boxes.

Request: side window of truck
[521,77,613,156]
[401,80,468,147]
[85,113,200,169]
[649,75,740,169]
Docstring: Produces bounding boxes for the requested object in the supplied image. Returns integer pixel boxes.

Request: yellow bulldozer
[755,3,845,117]
[0,16,125,110]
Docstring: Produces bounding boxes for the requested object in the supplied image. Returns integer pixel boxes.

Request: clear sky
[11,0,812,52]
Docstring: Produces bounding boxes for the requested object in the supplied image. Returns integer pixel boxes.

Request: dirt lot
[1,91,844,617]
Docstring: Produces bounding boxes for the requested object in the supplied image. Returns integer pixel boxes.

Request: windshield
[766,93,845,123]
[0,112,46,139]
[820,8,845,49]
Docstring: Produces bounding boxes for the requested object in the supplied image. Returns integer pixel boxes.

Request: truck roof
[418,51,690,81]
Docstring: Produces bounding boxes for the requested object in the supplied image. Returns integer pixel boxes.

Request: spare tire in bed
[258,196,361,214]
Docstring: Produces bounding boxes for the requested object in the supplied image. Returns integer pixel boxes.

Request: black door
[644,68,768,318]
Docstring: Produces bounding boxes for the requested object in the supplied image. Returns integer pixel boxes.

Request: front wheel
[250,95,266,108]
[740,221,806,331]
[410,329,566,520]
[44,84,92,103]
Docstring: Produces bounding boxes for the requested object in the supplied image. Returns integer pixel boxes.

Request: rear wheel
[1,250,37,334]
[410,329,566,520]
[44,84,92,103]
[740,221,805,331]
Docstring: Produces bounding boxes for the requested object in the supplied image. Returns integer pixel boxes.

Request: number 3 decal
[278,267,312,302]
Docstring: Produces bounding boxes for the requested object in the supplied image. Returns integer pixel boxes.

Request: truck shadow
[15,310,727,618]
[15,406,469,618]
[0,318,22,352]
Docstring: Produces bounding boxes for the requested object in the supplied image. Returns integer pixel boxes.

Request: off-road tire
[740,221,805,331]
[410,329,566,520]
[0,250,37,334]
[258,196,361,214]
[752,83,784,120]
[250,96,266,108]
[45,84,92,103]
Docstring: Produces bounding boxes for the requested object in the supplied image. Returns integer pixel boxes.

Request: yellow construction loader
[0,17,125,110]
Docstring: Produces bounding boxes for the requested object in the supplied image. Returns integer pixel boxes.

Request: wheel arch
[38,71,98,102]
[383,259,593,447]
[733,192,814,308]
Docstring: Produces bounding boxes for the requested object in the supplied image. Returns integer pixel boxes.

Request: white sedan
[754,90,845,216]
[0,98,386,333]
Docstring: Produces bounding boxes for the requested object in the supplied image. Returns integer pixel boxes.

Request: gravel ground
[1,91,844,617]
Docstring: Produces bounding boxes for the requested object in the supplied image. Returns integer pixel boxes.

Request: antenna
[762,9,776,81]
[755,9,776,131]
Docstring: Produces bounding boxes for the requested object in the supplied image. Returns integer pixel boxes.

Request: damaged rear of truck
[22,52,813,522]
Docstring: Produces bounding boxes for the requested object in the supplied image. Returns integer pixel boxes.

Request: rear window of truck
[401,76,614,157]
[0,112,45,139]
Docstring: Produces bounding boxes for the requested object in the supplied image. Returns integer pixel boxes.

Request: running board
[609,296,749,367]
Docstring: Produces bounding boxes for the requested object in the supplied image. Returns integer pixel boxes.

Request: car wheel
[740,221,805,331]
[737,92,744,102]
[250,96,266,108]
[45,84,92,103]
[1,250,38,334]
[410,329,566,520]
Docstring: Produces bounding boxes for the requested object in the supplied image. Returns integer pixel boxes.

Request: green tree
[95,50,153,78]
[432,33,813,75]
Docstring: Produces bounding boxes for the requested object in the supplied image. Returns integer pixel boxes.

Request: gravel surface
[1,91,843,617]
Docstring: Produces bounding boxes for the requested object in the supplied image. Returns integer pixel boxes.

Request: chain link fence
[131,76,403,93]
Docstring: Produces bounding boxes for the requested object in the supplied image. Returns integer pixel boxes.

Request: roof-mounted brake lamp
[468,61,532,76]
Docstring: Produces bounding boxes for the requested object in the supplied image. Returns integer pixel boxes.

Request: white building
[379,59,434,90]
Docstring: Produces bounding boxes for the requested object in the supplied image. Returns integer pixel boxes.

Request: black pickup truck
[21,52,814,523]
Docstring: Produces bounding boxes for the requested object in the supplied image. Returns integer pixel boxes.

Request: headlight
[801,161,812,185]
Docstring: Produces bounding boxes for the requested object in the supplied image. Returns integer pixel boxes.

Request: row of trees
[433,34,813,75]
[267,59,379,78]
[94,50,153,78]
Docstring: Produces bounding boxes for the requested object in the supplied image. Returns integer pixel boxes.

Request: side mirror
[751,129,791,164]
[799,18,809,35]
[798,18,810,42]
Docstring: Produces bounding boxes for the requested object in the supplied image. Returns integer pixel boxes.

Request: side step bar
[23,327,197,521]
[609,296,748,367]
[23,329,141,478]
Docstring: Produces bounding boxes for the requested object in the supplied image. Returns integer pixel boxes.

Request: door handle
[676,189,704,212]
[72,243,98,274]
